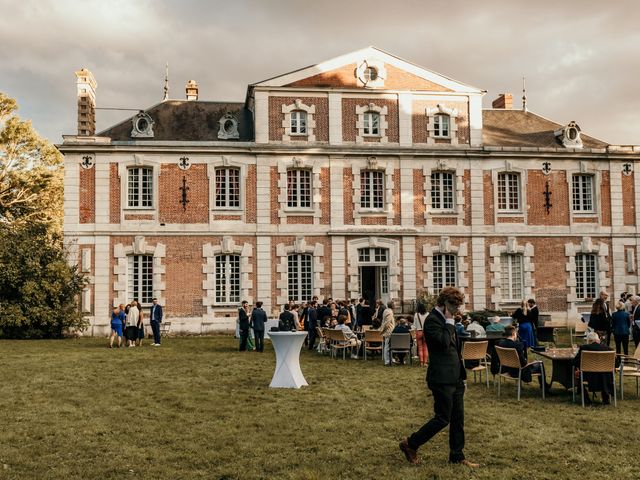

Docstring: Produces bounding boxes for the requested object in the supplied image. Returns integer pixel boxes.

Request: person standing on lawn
[150,298,163,346]
[250,301,267,352]
[109,305,125,348]
[125,301,139,347]
[238,300,250,351]
[381,301,396,366]
[399,287,479,469]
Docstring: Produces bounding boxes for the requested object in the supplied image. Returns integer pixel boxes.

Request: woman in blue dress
[109,304,125,348]
[512,300,535,349]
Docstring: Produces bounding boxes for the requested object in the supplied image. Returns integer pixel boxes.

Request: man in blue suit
[150,298,163,346]
[250,301,268,352]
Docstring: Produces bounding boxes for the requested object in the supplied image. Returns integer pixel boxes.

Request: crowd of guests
[109,297,163,348]
[588,290,640,355]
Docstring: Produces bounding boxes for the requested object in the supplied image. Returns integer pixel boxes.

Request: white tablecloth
[268,331,308,389]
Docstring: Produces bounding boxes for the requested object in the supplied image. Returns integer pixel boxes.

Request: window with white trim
[215,167,240,208]
[500,254,524,301]
[358,247,388,264]
[288,254,313,302]
[360,170,384,209]
[575,253,597,300]
[433,254,457,293]
[127,255,153,305]
[431,172,455,210]
[215,254,240,304]
[287,169,312,208]
[433,114,450,137]
[127,167,153,208]
[363,112,380,136]
[497,172,521,211]
[572,174,594,212]
[290,110,307,135]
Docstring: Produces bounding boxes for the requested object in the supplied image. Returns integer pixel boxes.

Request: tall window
[575,253,597,300]
[500,254,524,301]
[497,172,521,211]
[127,167,153,208]
[215,255,240,304]
[363,112,380,135]
[288,254,313,302]
[434,114,450,137]
[572,174,594,212]
[360,170,384,209]
[127,255,153,305]
[287,169,312,208]
[431,172,455,210]
[215,168,240,208]
[290,110,307,135]
[433,254,457,293]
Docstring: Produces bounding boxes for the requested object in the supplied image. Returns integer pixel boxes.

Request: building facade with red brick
[61,48,640,333]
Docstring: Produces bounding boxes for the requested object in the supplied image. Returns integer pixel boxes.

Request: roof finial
[522,76,527,112]
[163,62,169,101]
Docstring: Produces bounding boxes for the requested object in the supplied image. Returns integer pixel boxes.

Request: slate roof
[482,109,608,148]
[98,100,254,141]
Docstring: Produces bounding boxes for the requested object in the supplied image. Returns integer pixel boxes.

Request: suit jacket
[380,308,395,338]
[526,306,539,328]
[250,308,268,332]
[150,304,163,323]
[424,308,466,385]
[497,337,532,382]
[317,306,332,323]
[238,307,249,330]
[306,307,318,330]
[278,310,295,331]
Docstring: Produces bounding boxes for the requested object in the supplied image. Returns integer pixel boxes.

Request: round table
[268,331,309,389]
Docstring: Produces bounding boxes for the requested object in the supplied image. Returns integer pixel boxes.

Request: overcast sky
[1,0,638,145]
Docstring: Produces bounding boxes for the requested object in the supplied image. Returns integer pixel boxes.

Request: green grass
[0,336,638,479]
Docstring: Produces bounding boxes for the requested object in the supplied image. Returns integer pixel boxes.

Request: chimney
[75,68,97,136]
[492,93,513,110]
[185,80,198,101]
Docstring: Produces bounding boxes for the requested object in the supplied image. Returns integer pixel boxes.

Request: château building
[59,47,640,334]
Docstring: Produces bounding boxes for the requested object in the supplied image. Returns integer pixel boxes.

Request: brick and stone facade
[60,47,640,334]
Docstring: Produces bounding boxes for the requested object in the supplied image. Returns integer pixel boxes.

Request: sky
[1,0,639,145]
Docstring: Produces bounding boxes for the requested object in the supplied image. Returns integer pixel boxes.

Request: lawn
[0,336,638,480]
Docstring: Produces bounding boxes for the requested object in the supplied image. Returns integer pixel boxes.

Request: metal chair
[324,329,352,360]
[618,347,640,399]
[389,333,412,366]
[363,329,383,361]
[462,341,490,387]
[570,318,588,345]
[316,327,329,355]
[495,346,546,400]
[160,321,171,336]
[577,350,617,407]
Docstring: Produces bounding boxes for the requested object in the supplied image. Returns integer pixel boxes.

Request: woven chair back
[364,330,383,343]
[462,341,488,361]
[389,333,411,349]
[580,350,616,373]
[495,346,522,369]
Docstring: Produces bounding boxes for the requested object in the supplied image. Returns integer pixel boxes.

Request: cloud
[0,0,638,144]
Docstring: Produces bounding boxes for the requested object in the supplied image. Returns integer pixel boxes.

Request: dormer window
[131,111,154,138]
[555,121,583,148]
[364,66,378,82]
[218,113,239,140]
[363,112,380,136]
[433,114,450,138]
[290,110,307,135]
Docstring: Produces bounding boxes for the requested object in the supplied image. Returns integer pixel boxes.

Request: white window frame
[214,254,241,305]
[500,253,524,302]
[426,105,459,145]
[286,168,312,209]
[362,112,380,136]
[290,110,307,135]
[497,172,521,212]
[127,166,154,209]
[355,103,388,143]
[127,254,154,307]
[572,174,595,213]
[287,253,313,303]
[433,114,450,138]
[214,167,241,210]
[282,99,316,142]
[430,171,455,211]
[360,170,385,210]
[575,253,598,301]
[433,253,458,293]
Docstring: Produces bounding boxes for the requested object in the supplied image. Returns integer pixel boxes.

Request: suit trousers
[307,328,317,350]
[408,380,466,463]
[239,328,249,351]
[150,320,161,345]
[254,330,265,352]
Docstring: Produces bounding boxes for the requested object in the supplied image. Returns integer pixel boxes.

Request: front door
[360,266,377,306]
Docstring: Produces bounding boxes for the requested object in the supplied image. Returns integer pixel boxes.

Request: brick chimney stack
[185,80,198,101]
[75,68,97,136]
[492,93,513,110]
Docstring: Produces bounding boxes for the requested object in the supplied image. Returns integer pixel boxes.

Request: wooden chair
[618,347,640,399]
[495,346,546,400]
[324,329,352,360]
[462,341,490,387]
[160,321,171,336]
[360,325,372,333]
[389,333,412,366]
[363,330,383,361]
[570,319,588,345]
[577,350,617,407]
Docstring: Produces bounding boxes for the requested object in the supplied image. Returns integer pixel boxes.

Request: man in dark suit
[238,300,250,351]
[631,295,640,348]
[278,304,295,331]
[250,301,268,352]
[399,287,479,468]
[317,299,332,326]
[150,298,163,346]
[497,326,548,390]
[573,331,618,405]
[526,298,539,346]
[306,301,319,350]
